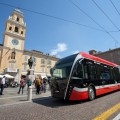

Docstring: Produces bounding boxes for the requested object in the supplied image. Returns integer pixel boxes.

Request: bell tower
[3,9,26,50]
[0,9,26,74]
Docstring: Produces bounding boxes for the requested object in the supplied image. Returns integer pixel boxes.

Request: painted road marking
[93,103,120,120]
[113,113,120,120]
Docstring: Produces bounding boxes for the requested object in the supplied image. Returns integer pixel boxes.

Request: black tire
[88,86,95,101]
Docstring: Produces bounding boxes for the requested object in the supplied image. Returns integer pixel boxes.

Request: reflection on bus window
[72,61,83,78]
[53,66,71,79]
[100,72,110,80]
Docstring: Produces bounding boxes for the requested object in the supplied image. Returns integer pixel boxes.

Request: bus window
[88,63,97,79]
[98,64,116,84]
[52,65,72,79]
[112,67,120,83]
[100,72,110,79]
[72,61,83,79]
[83,65,88,79]
[83,59,97,80]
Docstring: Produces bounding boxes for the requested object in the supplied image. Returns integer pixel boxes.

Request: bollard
[27,86,32,101]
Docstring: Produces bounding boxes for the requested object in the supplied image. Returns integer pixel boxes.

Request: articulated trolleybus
[50,52,120,101]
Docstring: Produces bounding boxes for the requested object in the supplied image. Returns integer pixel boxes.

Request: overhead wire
[105,0,120,33]
[91,0,120,31]
[0,2,119,47]
[109,0,120,17]
[68,0,107,32]
[0,2,104,32]
[68,0,119,47]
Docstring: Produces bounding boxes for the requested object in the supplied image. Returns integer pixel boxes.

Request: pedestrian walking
[0,76,6,95]
[33,79,36,89]
[18,77,25,94]
[43,78,47,93]
[35,75,42,94]
[27,78,32,91]
[47,76,51,90]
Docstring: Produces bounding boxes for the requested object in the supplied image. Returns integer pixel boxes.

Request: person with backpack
[18,77,25,94]
[35,75,42,94]
[27,78,32,91]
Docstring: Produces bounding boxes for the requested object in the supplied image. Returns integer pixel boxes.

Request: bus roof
[80,52,118,67]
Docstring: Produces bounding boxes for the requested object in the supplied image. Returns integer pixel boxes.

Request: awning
[4,74,14,79]
[0,75,3,78]
[41,76,47,79]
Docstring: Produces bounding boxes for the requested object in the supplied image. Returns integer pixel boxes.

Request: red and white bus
[50,52,120,101]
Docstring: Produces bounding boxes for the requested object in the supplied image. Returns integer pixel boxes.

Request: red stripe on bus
[96,84,120,96]
[69,84,120,100]
[69,90,88,100]
[80,52,118,67]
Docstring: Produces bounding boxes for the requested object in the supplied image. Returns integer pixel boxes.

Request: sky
[0,0,120,58]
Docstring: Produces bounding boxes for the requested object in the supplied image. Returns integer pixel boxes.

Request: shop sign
[5,68,18,72]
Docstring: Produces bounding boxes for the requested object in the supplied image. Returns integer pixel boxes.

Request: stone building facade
[0,9,59,82]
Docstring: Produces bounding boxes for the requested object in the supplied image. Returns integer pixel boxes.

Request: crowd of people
[0,75,50,95]
[17,75,49,95]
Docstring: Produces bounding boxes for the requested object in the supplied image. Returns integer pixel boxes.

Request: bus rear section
[50,52,120,101]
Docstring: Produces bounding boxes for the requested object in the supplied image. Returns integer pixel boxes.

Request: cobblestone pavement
[0,85,51,106]
[0,86,119,120]
[0,91,119,120]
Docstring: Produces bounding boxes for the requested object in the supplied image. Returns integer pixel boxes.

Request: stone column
[27,86,32,101]
[27,69,35,101]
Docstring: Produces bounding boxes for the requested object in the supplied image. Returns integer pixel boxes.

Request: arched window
[21,31,23,34]
[14,27,18,33]
[16,17,19,22]
[9,26,12,30]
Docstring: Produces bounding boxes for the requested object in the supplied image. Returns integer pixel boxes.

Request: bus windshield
[53,63,72,79]
[52,53,78,79]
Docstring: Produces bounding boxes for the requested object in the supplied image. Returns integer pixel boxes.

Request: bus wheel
[88,86,95,101]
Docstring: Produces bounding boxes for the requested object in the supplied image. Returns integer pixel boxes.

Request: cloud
[50,43,67,56]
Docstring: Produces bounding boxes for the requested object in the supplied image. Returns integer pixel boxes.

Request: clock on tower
[11,39,19,45]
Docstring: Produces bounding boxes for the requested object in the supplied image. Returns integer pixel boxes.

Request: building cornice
[1,46,24,53]
[13,9,24,17]
[7,19,26,28]
[4,32,25,40]
[23,49,59,60]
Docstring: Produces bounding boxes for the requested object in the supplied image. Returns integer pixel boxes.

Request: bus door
[64,60,85,99]
[68,59,97,92]
[70,60,84,87]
